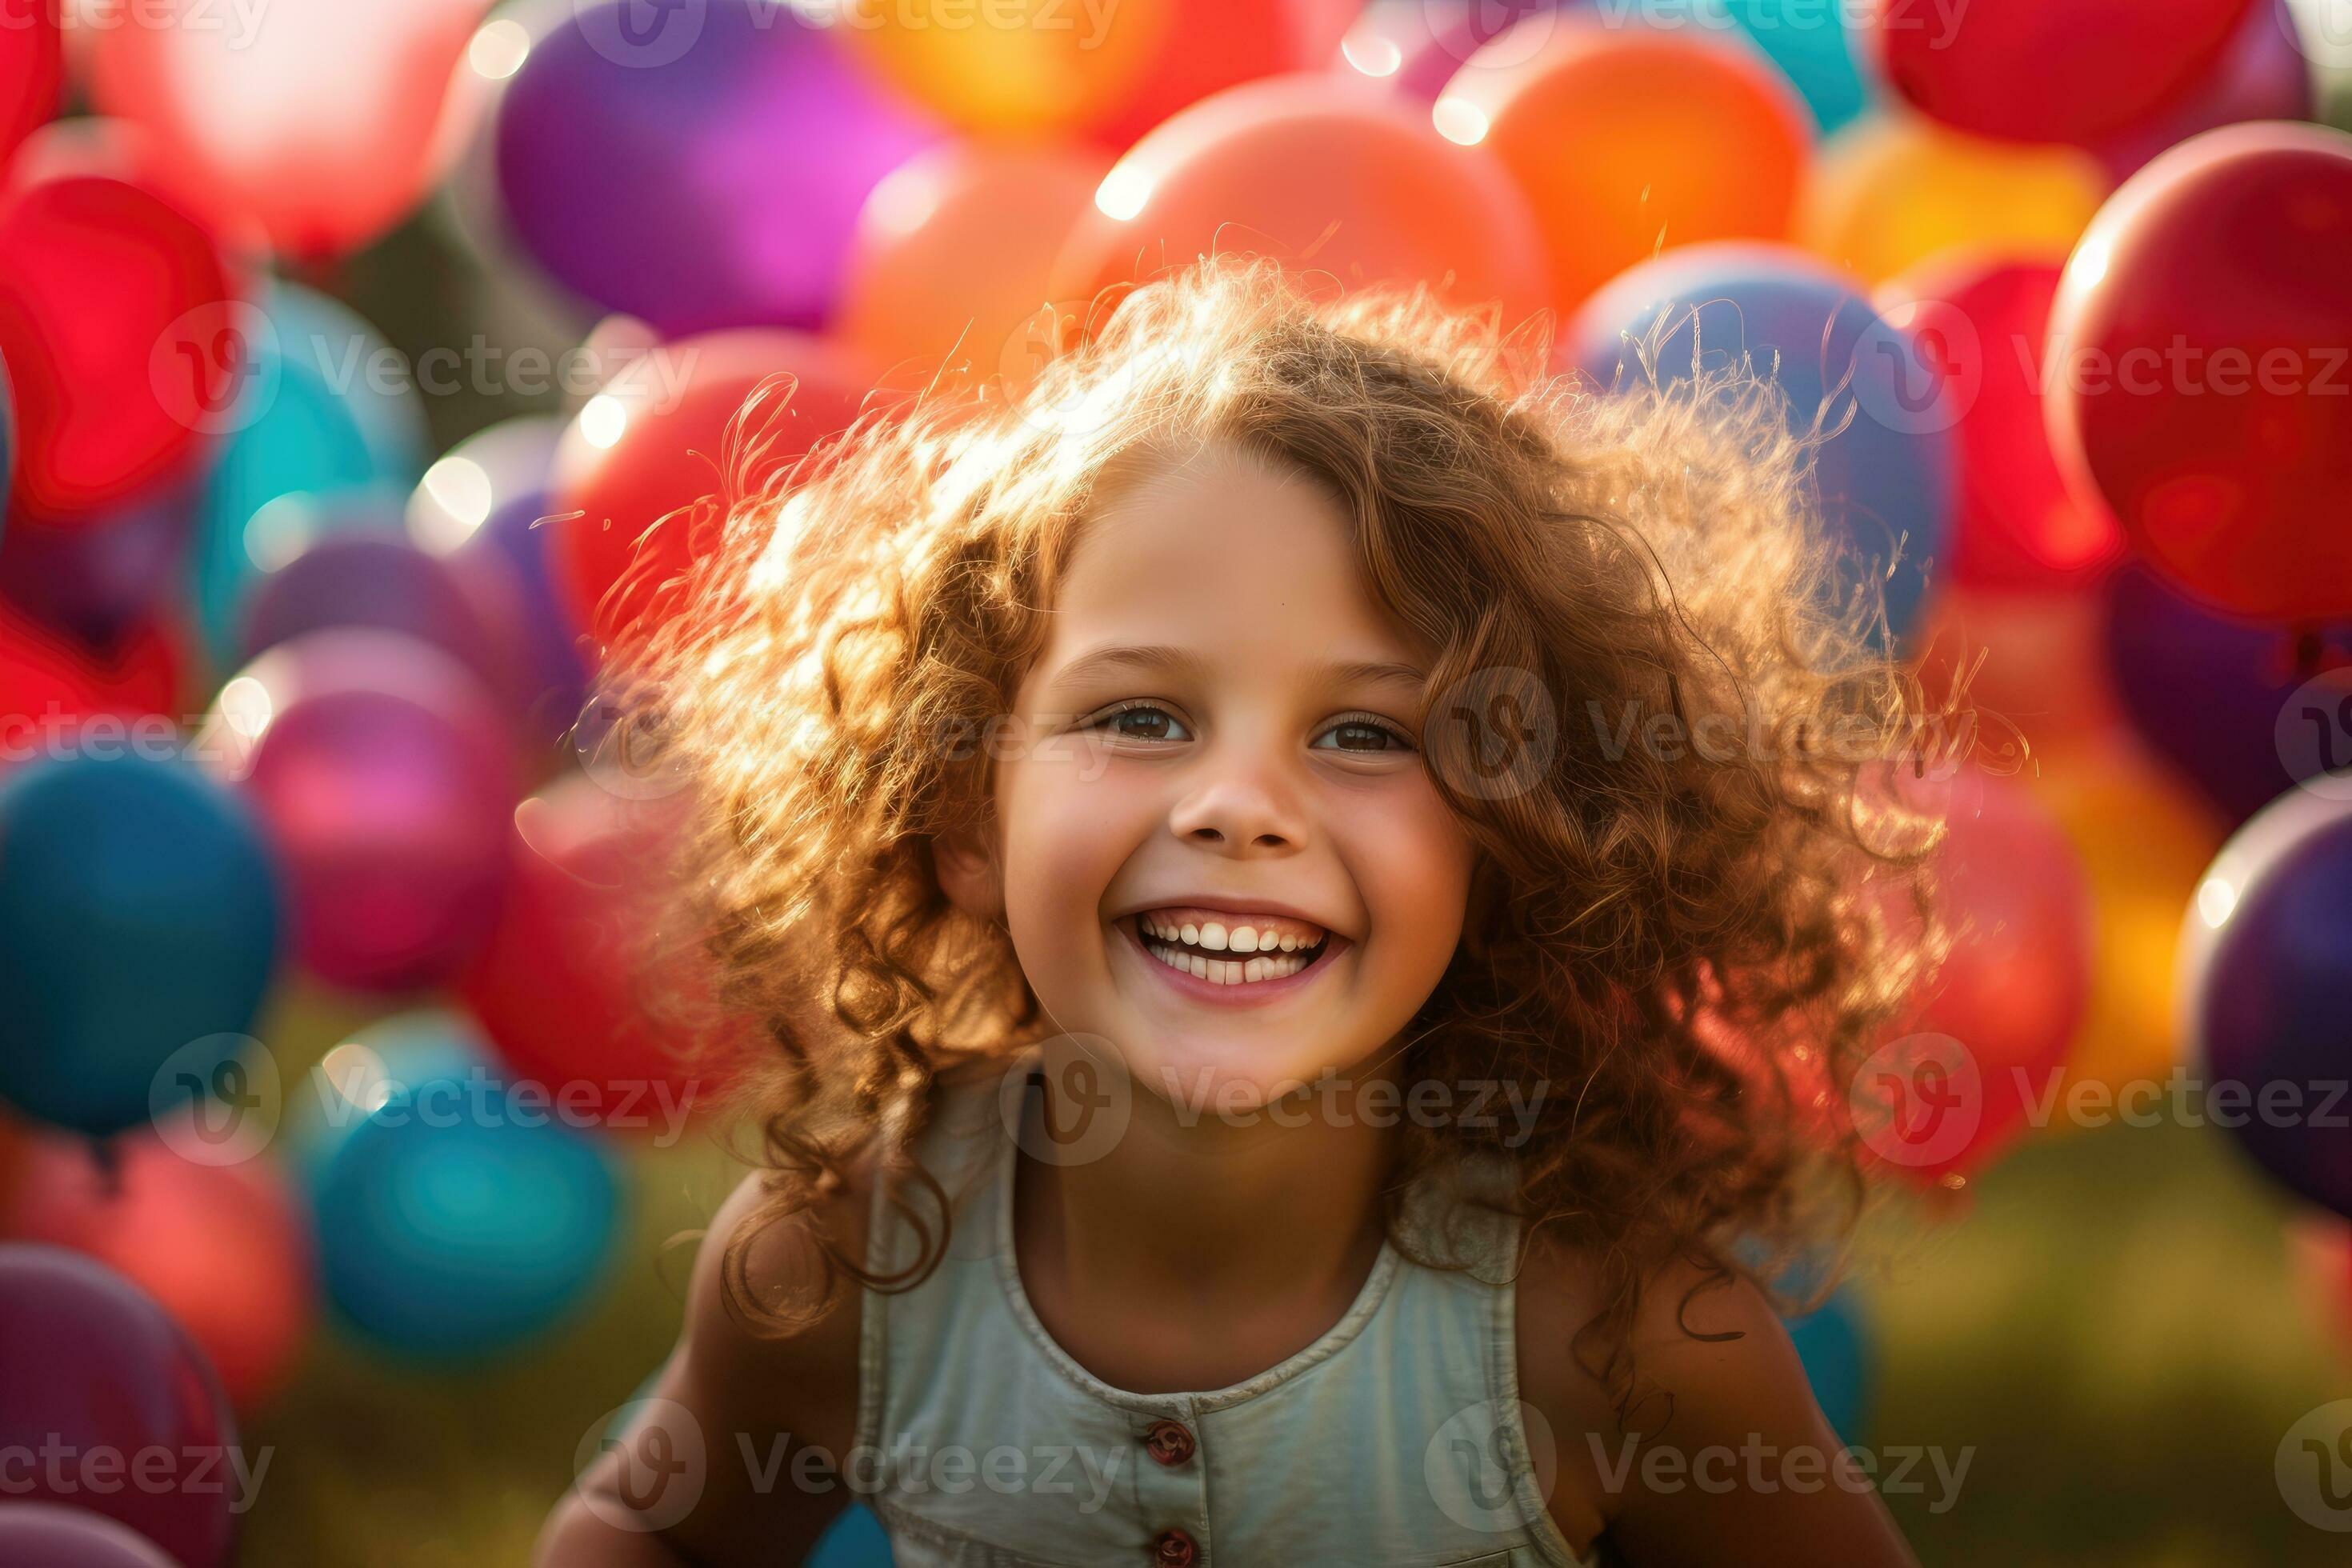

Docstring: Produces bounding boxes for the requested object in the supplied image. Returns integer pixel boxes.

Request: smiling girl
[538,258,1946,1567]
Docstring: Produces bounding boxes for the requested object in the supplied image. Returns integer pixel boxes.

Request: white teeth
[1198,922,1228,951]
[1180,922,1200,945]
[1142,939,1308,986]
[1229,926,1259,953]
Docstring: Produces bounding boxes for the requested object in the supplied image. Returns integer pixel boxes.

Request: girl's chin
[1116,1037,1362,1122]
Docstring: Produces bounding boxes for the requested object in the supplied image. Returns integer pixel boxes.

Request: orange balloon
[1052,74,1549,328]
[838,142,1113,386]
[1798,113,2110,286]
[1434,14,1810,314]
[839,0,1171,136]
[2031,734,2226,1106]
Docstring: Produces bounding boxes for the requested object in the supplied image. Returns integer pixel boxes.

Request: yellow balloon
[2031,736,2226,1117]
[838,0,1171,136]
[1797,113,2110,286]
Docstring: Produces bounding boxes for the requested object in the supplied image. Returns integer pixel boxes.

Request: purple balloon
[0,1505,182,1568]
[2187,791,2352,1217]
[236,528,513,699]
[0,480,196,649]
[465,488,591,748]
[0,1246,238,1568]
[204,627,518,994]
[2102,562,2321,826]
[492,0,941,336]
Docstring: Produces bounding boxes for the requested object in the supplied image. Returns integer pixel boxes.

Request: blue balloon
[0,754,282,1137]
[189,282,427,671]
[1782,1285,1874,1446]
[809,1502,896,1567]
[1569,242,1955,642]
[1718,0,1873,134]
[304,1010,622,1358]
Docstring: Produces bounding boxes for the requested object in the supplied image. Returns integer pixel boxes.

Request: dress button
[1150,1526,1198,1566]
[1143,1418,1197,1466]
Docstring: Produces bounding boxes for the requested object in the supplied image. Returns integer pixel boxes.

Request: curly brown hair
[614,254,1957,1422]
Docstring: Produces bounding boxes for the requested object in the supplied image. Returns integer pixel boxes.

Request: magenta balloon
[0,1505,183,1568]
[0,1246,238,1568]
[234,526,518,712]
[206,627,517,993]
[491,0,942,335]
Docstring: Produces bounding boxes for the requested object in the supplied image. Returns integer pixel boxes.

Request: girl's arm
[1521,1252,1926,1568]
[534,1168,869,1566]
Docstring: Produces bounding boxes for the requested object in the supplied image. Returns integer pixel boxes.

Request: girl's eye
[1091,702,1191,742]
[1313,713,1418,754]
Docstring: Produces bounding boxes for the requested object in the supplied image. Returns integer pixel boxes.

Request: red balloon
[1053,74,1550,329]
[1083,0,1359,149]
[2045,122,2352,623]
[1877,258,2124,590]
[0,1244,239,1568]
[2,1123,314,1413]
[0,599,182,781]
[0,0,62,165]
[458,773,735,1134]
[547,332,878,652]
[0,122,243,521]
[1866,0,2257,146]
[1866,773,2092,1182]
[199,627,517,993]
[0,1504,181,1568]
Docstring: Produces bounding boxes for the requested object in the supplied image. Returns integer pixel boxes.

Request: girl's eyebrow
[1040,642,1427,700]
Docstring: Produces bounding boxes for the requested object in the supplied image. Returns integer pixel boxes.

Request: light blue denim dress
[853,1062,1597,1567]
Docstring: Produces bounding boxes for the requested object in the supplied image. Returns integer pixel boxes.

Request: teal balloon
[0,754,282,1137]
[1783,1285,1873,1445]
[809,1502,894,1566]
[1719,0,1873,134]
[304,1010,621,1359]
[189,282,427,670]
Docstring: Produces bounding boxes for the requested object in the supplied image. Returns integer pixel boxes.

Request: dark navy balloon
[302,1010,621,1359]
[1567,242,1956,642]
[2185,790,2352,1217]
[0,754,282,1137]
[2102,562,2322,826]
[0,477,195,647]
[0,1246,239,1568]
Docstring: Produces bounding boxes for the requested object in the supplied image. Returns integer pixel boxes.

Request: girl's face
[966,444,1478,1110]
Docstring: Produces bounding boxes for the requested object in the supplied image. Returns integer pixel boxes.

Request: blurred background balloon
[297,1011,622,1358]
[0,1503,184,1568]
[0,754,281,1138]
[1,1118,315,1413]
[188,282,430,670]
[2089,0,2315,178]
[1435,10,1810,313]
[198,627,514,994]
[0,1244,240,1568]
[1568,242,1956,641]
[0,475,197,647]
[1052,75,1549,327]
[490,0,942,338]
[547,330,877,650]
[87,0,488,259]
[1783,1283,1875,1445]
[0,121,244,523]
[1798,113,2110,286]
[2046,122,2352,625]
[2182,788,2352,1216]
[1876,257,2124,592]
[0,0,61,167]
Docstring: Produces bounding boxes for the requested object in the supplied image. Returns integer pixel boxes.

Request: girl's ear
[932,816,1006,925]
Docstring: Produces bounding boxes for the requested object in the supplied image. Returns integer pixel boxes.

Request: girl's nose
[1166,752,1306,855]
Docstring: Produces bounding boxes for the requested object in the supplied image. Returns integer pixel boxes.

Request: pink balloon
[89,0,486,258]
[198,627,517,994]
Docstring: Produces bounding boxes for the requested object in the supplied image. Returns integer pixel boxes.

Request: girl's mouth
[1116,911,1348,1006]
